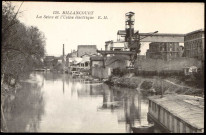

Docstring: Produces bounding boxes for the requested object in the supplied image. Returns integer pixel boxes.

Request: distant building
[67,50,77,58]
[77,45,97,57]
[79,54,94,69]
[105,40,113,51]
[66,50,77,67]
[44,56,55,62]
[44,56,55,69]
[105,40,128,52]
[43,56,63,71]
[90,56,104,67]
[184,29,204,61]
[146,42,182,61]
[55,56,64,64]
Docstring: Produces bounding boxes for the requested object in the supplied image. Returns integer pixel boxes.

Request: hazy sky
[11,2,204,56]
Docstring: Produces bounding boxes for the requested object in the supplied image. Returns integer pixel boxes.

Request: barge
[147,94,204,133]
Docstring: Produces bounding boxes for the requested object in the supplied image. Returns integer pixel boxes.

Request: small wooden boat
[71,71,80,77]
[84,81,103,85]
[131,123,154,133]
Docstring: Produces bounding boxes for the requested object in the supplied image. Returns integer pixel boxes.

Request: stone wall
[135,57,202,71]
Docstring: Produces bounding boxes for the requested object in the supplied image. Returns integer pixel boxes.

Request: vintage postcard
[1,1,204,133]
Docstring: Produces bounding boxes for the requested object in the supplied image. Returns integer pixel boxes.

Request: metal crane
[128,31,158,68]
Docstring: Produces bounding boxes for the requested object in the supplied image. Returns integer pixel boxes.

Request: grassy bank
[105,74,204,97]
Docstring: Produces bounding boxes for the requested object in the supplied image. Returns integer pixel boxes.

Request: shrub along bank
[105,74,204,97]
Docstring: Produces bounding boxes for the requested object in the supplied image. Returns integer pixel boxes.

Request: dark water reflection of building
[98,85,149,133]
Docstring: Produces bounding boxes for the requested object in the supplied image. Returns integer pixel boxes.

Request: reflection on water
[2,77,45,132]
[3,72,159,133]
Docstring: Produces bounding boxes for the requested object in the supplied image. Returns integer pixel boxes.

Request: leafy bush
[140,81,153,89]
[112,68,133,77]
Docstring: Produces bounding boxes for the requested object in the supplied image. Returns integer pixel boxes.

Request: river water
[3,72,162,133]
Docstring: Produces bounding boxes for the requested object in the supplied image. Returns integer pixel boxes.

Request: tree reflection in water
[3,78,45,132]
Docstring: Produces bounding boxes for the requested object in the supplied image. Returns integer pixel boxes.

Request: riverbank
[1,73,31,132]
[1,82,21,132]
[105,73,204,97]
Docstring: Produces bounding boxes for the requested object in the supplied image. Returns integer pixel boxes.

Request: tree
[1,1,46,85]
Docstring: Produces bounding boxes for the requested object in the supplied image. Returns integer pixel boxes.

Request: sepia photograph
[1,1,204,133]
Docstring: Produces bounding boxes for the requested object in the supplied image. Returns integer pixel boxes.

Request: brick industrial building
[77,45,97,57]
[184,29,204,61]
[146,42,183,61]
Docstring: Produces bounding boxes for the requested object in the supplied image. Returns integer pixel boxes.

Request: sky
[11,2,204,56]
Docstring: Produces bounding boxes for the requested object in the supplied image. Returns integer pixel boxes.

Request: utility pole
[160,48,163,98]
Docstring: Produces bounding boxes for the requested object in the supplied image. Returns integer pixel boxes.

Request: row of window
[185,40,202,49]
[150,45,180,52]
[150,43,178,46]
[184,50,202,58]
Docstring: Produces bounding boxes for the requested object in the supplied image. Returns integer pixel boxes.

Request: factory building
[146,42,183,61]
[184,29,204,61]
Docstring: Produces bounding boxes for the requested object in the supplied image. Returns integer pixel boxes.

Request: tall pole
[62,44,65,73]
[160,50,163,98]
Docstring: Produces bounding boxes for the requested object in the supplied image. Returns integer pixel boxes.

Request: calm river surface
[4,72,162,133]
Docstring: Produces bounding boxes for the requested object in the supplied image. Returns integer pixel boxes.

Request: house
[90,56,104,67]
[105,40,129,52]
[66,50,77,67]
[183,66,198,76]
[79,53,98,69]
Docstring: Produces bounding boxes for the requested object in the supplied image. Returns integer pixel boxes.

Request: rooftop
[148,94,204,130]
[117,30,185,37]
[81,53,97,57]
[45,56,54,59]
[78,45,97,48]
[185,29,204,36]
[90,56,104,61]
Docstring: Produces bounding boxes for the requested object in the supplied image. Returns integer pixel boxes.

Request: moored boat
[131,123,154,133]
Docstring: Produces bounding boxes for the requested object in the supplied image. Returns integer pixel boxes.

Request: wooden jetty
[147,94,204,133]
